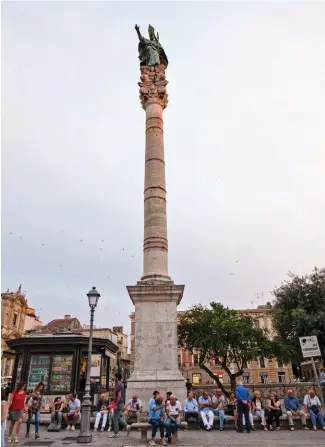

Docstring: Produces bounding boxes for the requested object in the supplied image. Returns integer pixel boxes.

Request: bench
[131,422,188,440]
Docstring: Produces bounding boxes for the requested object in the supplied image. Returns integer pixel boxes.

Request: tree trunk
[230,374,237,391]
[199,363,229,396]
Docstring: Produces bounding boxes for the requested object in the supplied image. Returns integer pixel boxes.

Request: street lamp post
[77,287,100,444]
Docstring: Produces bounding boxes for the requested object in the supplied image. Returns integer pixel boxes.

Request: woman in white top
[303,387,325,431]
[251,391,267,431]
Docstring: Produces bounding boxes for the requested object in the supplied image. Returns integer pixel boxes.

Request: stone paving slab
[6,426,325,447]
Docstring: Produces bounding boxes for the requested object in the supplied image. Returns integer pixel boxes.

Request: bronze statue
[135,24,168,68]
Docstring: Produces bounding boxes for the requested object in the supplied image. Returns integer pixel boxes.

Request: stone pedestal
[126,65,186,405]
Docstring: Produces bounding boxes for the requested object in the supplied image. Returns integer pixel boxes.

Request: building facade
[1,286,42,381]
[129,304,294,386]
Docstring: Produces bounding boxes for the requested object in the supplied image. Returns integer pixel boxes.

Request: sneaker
[100,428,104,432]
[302,426,309,430]
[313,426,317,431]
[66,425,71,430]
[290,426,295,431]
[35,433,40,439]
[14,438,19,444]
[71,425,75,431]
[126,425,131,436]
[94,428,97,432]
[269,425,273,431]
[25,434,30,438]
[109,434,119,438]
[149,440,156,446]
[7,438,12,444]
[107,426,112,432]
[220,426,223,431]
[276,427,280,431]
[162,440,168,446]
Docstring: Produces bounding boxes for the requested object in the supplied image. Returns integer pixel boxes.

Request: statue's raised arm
[135,24,168,68]
[135,24,144,42]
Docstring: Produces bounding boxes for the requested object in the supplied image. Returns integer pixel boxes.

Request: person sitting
[284,389,308,431]
[212,388,227,431]
[303,387,325,431]
[50,397,64,429]
[267,391,282,431]
[126,394,142,423]
[184,392,199,428]
[225,392,238,429]
[63,393,81,431]
[198,392,214,431]
[251,391,267,431]
[165,395,182,443]
[148,394,167,446]
[94,393,110,432]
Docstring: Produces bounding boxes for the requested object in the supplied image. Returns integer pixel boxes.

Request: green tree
[271,267,325,365]
[178,302,285,394]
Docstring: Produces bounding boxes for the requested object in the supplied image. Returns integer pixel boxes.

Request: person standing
[2,388,8,447]
[109,373,130,438]
[303,387,325,431]
[26,382,44,439]
[235,379,252,433]
[7,381,27,444]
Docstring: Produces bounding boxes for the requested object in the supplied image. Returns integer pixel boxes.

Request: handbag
[309,397,320,414]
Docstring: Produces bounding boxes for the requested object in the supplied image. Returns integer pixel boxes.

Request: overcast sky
[2,1,325,335]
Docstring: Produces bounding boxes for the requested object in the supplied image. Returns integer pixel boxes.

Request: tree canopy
[178,302,286,393]
[271,267,325,365]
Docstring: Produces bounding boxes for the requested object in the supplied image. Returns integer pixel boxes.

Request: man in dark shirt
[109,373,130,438]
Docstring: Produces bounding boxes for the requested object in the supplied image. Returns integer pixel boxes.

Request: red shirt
[10,391,27,411]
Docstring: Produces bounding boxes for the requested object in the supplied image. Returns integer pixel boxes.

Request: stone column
[140,65,170,282]
[126,65,186,405]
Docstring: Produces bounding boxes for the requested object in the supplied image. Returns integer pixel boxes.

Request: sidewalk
[12,425,325,447]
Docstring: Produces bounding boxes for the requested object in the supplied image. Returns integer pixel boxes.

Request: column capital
[138,65,168,110]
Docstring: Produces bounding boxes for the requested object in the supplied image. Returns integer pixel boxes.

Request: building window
[193,354,199,366]
[260,372,268,384]
[12,313,18,327]
[242,361,248,369]
[278,372,286,383]
[192,373,201,384]
[259,356,265,368]
[277,360,283,368]
[243,374,250,384]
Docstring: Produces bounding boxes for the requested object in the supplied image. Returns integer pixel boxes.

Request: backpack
[27,394,41,413]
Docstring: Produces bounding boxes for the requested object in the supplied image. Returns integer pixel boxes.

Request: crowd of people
[1,373,325,446]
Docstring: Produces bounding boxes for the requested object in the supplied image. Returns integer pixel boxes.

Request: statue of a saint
[135,24,168,68]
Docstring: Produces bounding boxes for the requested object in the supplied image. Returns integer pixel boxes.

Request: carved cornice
[138,65,168,110]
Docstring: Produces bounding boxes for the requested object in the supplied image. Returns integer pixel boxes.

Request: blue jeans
[165,417,181,438]
[213,408,226,427]
[308,408,325,427]
[149,419,165,438]
[113,403,127,434]
[27,411,40,434]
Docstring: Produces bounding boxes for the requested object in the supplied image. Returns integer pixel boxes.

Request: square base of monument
[126,376,187,407]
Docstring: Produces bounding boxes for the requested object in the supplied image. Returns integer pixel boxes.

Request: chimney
[64,315,71,319]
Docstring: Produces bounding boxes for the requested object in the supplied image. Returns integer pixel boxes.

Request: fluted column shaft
[139,65,170,281]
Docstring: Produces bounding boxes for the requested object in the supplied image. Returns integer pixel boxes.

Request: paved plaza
[9,426,325,447]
